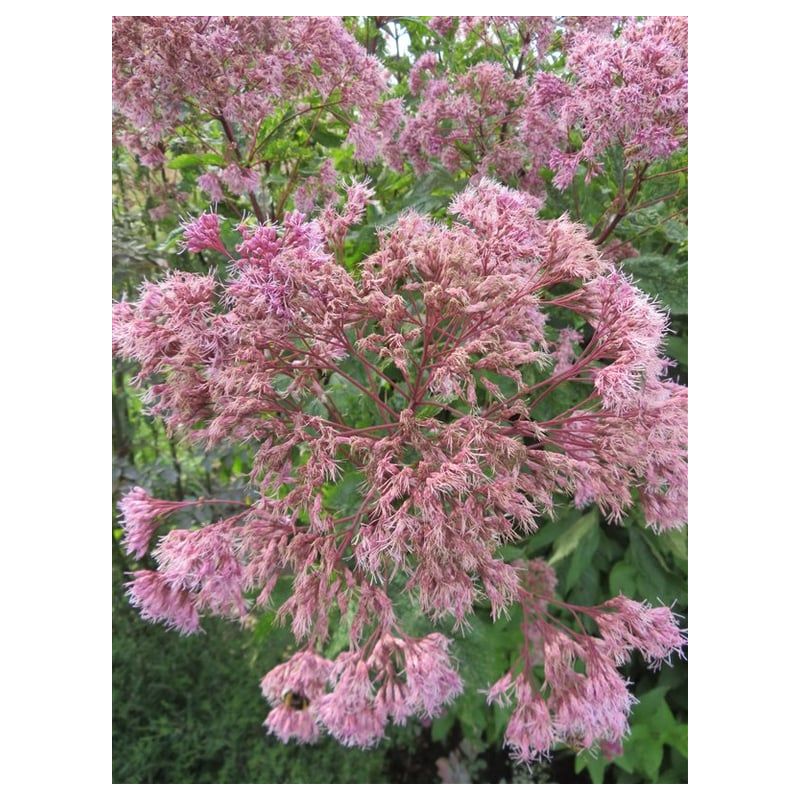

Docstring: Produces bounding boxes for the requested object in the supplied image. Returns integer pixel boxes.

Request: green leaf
[663,219,688,244]
[166,153,226,170]
[666,335,688,368]
[633,688,671,727]
[431,712,455,743]
[575,752,607,784]
[609,561,638,597]
[629,530,669,601]
[564,526,600,593]
[664,723,688,758]
[621,255,688,315]
[311,127,345,148]
[622,726,665,782]
[657,526,688,565]
[549,509,599,566]
[524,508,582,555]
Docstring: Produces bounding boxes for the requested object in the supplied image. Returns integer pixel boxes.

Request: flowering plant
[114,176,686,761]
[113,15,688,783]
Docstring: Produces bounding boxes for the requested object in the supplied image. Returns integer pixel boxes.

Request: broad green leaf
[663,219,688,244]
[575,752,607,784]
[311,127,345,148]
[609,561,638,597]
[633,688,671,728]
[564,526,600,593]
[659,526,688,564]
[623,726,665,782]
[166,152,226,170]
[664,723,688,758]
[622,255,688,315]
[629,530,669,601]
[549,509,599,566]
[524,508,582,555]
[431,712,455,743]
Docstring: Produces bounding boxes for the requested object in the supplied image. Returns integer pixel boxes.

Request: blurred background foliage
[113,15,687,783]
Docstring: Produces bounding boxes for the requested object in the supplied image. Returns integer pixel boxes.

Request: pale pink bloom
[180,212,227,255]
[429,17,457,36]
[126,569,200,634]
[594,596,686,667]
[319,180,374,249]
[264,705,319,744]
[483,558,685,763]
[345,123,380,163]
[485,671,515,708]
[261,650,333,704]
[154,521,246,618]
[403,634,463,718]
[221,165,260,196]
[409,52,438,96]
[504,677,555,762]
[113,16,389,163]
[314,656,387,747]
[197,171,225,203]
[261,650,333,744]
[117,487,190,559]
[529,16,688,189]
[148,203,171,222]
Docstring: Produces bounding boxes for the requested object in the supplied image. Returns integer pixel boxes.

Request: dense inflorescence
[392,16,687,196]
[114,177,687,756]
[112,16,398,214]
[487,560,684,763]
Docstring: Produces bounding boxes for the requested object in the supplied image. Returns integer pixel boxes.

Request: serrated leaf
[629,530,669,601]
[624,726,665,782]
[633,687,670,726]
[525,508,582,555]
[549,509,599,566]
[621,255,687,315]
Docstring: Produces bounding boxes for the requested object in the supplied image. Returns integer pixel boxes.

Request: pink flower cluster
[112,16,394,189]
[487,560,685,762]
[118,486,189,558]
[260,634,462,746]
[392,16,687,194]
[526,16,688,189]
[394,54,539,190]
[114,178,687,750]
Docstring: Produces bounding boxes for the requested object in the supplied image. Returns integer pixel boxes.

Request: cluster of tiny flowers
[114,178,687,749]
[486,560,685,763]
[259,634,462,746]
[180,212,227,255]
[112,16,395,191]
[526,16,688,189]
[391,16,686,194]
[117,486,190,558]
